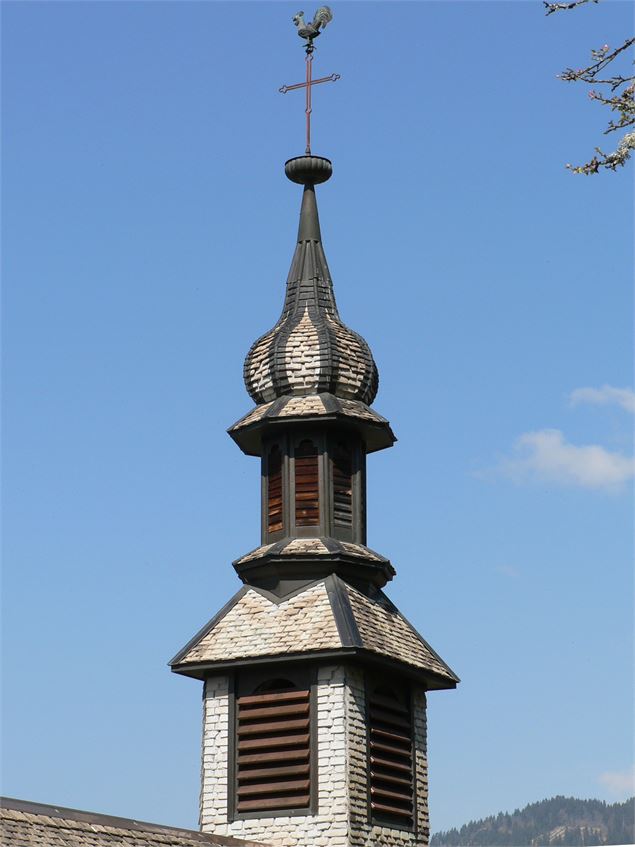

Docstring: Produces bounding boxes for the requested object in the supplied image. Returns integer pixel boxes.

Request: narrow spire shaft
[297,184,322,242]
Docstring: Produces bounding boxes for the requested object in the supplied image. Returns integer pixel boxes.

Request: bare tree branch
[560,38,635,89]
[566,132,635,173]
[546,0,635,174]
[544,0,598,16]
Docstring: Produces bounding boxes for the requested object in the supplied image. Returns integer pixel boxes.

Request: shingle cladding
[170,576,458,688]
[343,583,455,682]
[243,185,379,408]
[0,800,267,847]
[227,392,396,457]
[228,393,390,433]
[176,581,341,665]
[234,537,388,566]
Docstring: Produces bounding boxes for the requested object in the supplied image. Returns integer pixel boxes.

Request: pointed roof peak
[243,154,379,407]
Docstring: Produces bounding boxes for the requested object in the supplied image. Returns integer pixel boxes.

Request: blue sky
[2,0,633,836]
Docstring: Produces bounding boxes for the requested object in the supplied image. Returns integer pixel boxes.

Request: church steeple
[229,152,395,593]
[244,155,378,408]
[171,12,458,845]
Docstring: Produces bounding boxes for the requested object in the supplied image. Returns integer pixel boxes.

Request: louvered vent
[236,688,311,814]
[295,440,319,527]
[332,442,353,527]
[267,445,283,534]
[369,688,414,826]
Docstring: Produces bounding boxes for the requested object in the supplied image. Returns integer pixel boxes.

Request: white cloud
[495,564,521,578]
[500,429,635,491]
[598,765,635,798]
[569,385,635,414]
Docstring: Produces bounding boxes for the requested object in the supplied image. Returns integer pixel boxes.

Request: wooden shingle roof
[170,575,459,689]
[243,160,379,409]
[0,798,268,847]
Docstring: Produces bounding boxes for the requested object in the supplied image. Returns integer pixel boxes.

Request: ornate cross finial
[280,7,339,155]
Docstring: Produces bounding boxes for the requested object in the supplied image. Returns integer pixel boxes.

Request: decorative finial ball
[285,155,332,184]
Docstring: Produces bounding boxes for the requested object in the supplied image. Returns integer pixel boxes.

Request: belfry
[170,11,458,847]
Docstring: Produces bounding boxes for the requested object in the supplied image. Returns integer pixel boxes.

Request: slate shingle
[0,800,267,847]
[243,185,379,408]
[171,576,459,688]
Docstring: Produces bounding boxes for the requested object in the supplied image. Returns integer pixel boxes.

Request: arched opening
[267,444,283,534]
[332,441,353,528]
[294,439,319,527]
[368,683,414,827]
[235,678,311,815]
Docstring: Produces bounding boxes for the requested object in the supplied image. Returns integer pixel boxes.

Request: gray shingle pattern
[234,537,387,566]
[173,582,342,665]
[342,583,459,683]
[243,187,378,407]
[171,576,458,686]
[228,392,389,433]
[0,802,267,847]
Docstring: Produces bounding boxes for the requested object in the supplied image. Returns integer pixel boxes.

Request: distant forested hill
[430,796,635,846]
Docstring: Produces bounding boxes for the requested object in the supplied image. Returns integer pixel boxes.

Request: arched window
[332,441,353,528]
[294,439,319,527]
[235,679,311,815]
[267,445,283,534]
[368,684,414,826]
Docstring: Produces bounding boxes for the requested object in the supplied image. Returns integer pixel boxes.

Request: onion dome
[243,156,379,407]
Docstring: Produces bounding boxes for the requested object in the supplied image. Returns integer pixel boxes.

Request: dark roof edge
[168,587,250,667]
[0,797,268,846]
[324,574,362,648]
[384,595,461,684]
[170,647,458,689]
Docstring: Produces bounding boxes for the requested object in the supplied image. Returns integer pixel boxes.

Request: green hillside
[430,796,635,846]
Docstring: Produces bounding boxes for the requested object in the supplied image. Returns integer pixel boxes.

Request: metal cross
[279,51,340,155]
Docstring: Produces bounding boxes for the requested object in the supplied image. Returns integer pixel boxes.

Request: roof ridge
[323,574,362,648]
[343,582,461,685]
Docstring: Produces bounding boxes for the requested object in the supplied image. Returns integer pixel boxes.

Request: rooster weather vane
[279,6,339,155]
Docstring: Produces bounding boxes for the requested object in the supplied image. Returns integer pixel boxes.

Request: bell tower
[170,12,458,847]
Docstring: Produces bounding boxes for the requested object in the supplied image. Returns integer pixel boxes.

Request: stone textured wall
[201,667,349,847]
[199,667,429,847]
[413,689,430,844]
[200,675,230,830]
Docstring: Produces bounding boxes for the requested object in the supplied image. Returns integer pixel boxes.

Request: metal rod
[305,53,313,154]
[279,74,340,95]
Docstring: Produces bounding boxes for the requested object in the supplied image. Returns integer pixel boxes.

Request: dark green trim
[172,647,457,690]
[324,574,362,648]
[227,412,396,458]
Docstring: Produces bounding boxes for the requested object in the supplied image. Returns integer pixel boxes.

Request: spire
[297,185,321,241]
[243,155,379,407]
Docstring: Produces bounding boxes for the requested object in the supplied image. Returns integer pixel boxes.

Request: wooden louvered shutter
[332,442,353,528]
[368,688,414,826]
[267,445,283,534]
[236,688,312,814]
[295,440,319,527]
